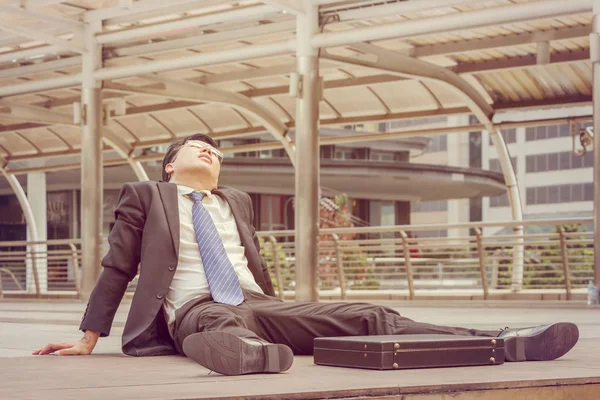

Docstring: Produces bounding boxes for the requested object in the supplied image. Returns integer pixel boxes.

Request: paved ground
[1,299,599,399]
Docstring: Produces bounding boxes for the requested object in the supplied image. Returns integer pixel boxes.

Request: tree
[319,194,378,290]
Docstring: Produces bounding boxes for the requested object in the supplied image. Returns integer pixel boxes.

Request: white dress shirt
[163,185,263,333]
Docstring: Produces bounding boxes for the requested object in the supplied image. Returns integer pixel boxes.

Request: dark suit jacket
[79,181,275,356]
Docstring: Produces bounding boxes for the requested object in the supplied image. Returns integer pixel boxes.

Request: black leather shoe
[498,322,579,362]
[182,331,294,376]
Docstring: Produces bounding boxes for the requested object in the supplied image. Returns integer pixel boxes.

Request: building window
[572,183,584,202]
[47,191,74,240]
[217,140,236,159]
[490,192,510,208]
[387,116,447,130]
[413,200,448,212]
[525,122,590,142]
[525,151,594,173]
[334,148,356,160]
[370,151,395,161]
[343,124,365,132]
[428,135,447,152]
[526,183,594,205]
[414,229,448,238]
[0,195,26,242]
[381,203,395,226]
[489,128,516,145]
[259,150,272,159]
[259,195,286,231]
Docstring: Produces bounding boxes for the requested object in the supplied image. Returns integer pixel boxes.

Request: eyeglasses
[185,140,223,163]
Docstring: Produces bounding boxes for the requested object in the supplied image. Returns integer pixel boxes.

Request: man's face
[166,140,223,182]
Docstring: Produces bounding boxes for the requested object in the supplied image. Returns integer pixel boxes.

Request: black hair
[161,133,219,182]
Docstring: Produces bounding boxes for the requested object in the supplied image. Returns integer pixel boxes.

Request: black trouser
[173,290,499,356]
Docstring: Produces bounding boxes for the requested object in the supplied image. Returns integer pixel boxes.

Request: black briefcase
[314,334,505,370]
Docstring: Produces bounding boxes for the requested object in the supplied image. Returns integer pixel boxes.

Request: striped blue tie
[189,192,244,306]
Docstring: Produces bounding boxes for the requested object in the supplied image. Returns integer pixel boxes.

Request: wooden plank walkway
[1,300,599,400]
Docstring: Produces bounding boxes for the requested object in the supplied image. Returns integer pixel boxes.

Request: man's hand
[32,330,100,356]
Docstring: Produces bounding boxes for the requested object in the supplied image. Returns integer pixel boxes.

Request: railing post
[491,253,499,289]
[558,227,572,300]
[399,231,415,299]
[268,236,285,300]
[332,234,347,300]
[69,243,81,295]
[29,243,40,297]
[474,228,489,300]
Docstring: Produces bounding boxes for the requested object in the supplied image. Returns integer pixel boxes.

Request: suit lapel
[213,187,250,239]
[157,182,180,259]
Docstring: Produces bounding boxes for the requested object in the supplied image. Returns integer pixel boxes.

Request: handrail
[558,227,572,300]
[399,231,415,300]
[474,228,489,299]
[0,218,594,299]
[0,238,83,247]
[331,234,347,300]
[257,218,593,237]
[29,245,40,298]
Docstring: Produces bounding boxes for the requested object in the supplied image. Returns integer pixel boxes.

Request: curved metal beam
[105,75,296,166]
[0,156,40,295]
[0,100,73,125]
[0,101,149,182]
[102,128,149,181]
[323,43,524,291]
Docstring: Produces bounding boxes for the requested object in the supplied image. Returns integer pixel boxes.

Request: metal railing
[0,239,82,298]
[257,218,595,300]
[0,218,594,300]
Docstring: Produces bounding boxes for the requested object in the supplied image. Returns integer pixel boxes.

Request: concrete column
[26,172,47,293]
[515,126,527,211]
[294,3,320,301]
[481,129,490,229]
[79,21,104,300]
[593,0,600,289]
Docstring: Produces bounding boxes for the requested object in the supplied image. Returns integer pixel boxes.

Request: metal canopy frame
[106,75,296,166]
[322,42,525,291]
[0,0,598,299]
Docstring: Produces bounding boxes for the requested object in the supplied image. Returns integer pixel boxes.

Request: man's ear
[165,163,174,175]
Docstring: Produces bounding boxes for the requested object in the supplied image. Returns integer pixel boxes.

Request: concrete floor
[1,299,599,399]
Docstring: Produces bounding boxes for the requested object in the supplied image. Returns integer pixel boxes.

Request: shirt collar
[176,185,213,198]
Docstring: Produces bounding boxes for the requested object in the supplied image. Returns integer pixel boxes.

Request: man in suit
[34,133,579,376]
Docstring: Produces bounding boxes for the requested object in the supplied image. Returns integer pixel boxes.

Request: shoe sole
[504,322,579,362]
[182,331,294,375]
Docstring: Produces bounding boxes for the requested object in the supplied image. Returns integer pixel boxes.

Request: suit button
[156,292,165,299]
[168,264,175,271]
